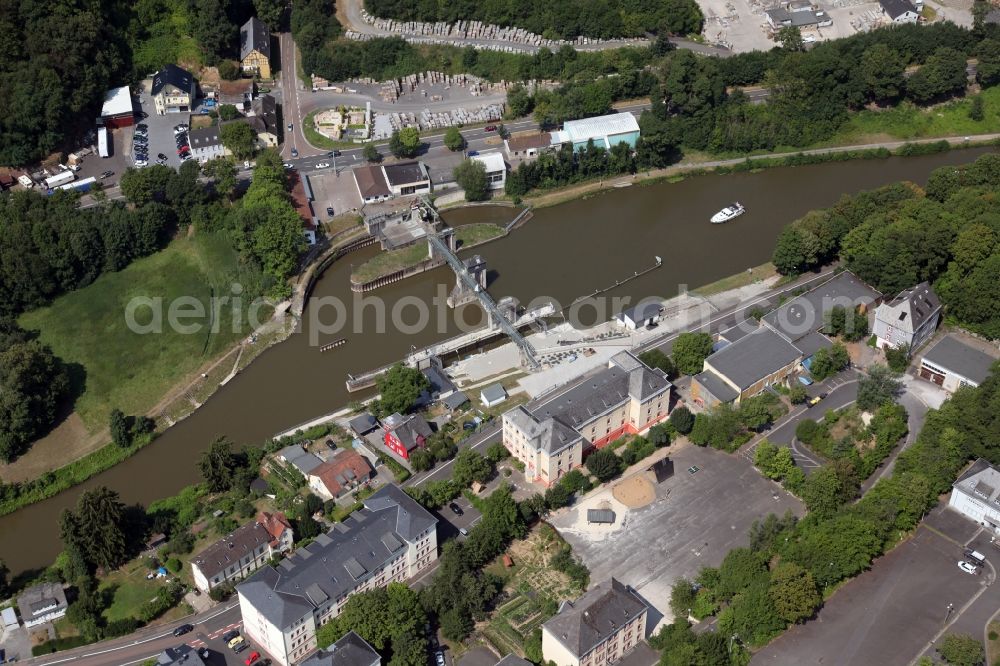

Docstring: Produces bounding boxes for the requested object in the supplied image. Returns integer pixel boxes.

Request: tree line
[363,0,703,40]
[772,153,1000,339]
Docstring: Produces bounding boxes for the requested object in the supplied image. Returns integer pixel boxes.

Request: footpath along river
[1,146,994,574]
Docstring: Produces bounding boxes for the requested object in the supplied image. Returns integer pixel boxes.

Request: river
[2,147,993,574]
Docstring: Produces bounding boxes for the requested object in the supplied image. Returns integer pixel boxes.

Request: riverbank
[520,134,999,210]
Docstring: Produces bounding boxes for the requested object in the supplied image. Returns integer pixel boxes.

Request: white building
[919,334,999,393]
[542,578,648,666]
[471,152,507,190]
[615,302,662,330]
[190,512,293,593]
[873,282,942,353]
[551,113,640,151]
[481,383,508,407]
[17,582,68,628]
[879,0,920,23]
[949,459,1000,532]
[238,485,438,666]
[188,126,226,163]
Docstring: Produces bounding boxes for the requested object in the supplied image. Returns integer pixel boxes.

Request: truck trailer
[43,170,75,189]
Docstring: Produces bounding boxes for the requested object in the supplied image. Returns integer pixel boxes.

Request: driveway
[752,507,992,666]
[550,444,805,624]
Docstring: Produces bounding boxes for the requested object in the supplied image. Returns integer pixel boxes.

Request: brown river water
[2,147,993,574]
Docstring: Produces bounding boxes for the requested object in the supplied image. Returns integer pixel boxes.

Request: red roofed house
[256,510,294,554]
[306,449,375,500]
[382,412,432,460]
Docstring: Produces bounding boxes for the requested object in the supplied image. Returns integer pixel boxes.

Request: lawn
[350,243,430,284]
[692,262,777,296]
[100,559,168,623]
[19,232,262,431]
[454,223,505,249]
[825,87,1000,144]
[303,109,360,151]
[323,213,363,238]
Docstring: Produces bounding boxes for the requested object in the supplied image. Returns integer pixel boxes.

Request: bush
[586,448,624,482]
[669,406,695,434]
[218,60,241,80]
[937,633,984,666]
[885,344,910,372]
[165,557,181,573]
[789,384,808,404]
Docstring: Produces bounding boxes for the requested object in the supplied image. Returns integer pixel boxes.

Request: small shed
[348,413,379,436]
[480,383,508,408]
[587,509,617,524]
[650,457,675,484]
[145,533,167,551]
[1,607,17,629]
[443,391,470,412]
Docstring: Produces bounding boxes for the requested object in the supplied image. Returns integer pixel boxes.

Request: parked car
[458,527,468,536]
[284,163,293,169]
[99,170,114,179]
[315,162,330,169]
[435,652,446,666]
[157,153,167,160]
[449,502,463,516]
[233,641,250,654]
[173,124,188,133]
[245,651,260,665]
[467,150,478,156]
[134,160,148,167]
[329,150,341,157]
[222,630,240,643]
[173,624,193,637]
[484,125,497,132]
[958,560,978,575]
[326,206,335,216]
[228,636,245,650]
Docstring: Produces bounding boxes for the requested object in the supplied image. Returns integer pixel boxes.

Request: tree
[190,0,237,64]
[444,126,466,151]
[218,60,242,80]
[254,0,286,29]
[976,39,1000,87]
[823,306,868,342]
[409,447,434,472]
[906,47,969,104]
[672,332,713,375]
[670,406,695,434]
[506,84,534,118]
[375,364,430,415]
[937,633,985,666]
[639,349,676,379]
[453,159,489,202]
[65,487,129,571]
[885,344,911,372]
[486,442,509,463]
[0,338,71,462]
[969,95,985,121]
[218,104,241,121]
[739,395,774,431]
[860,43,905,104]
[669,578,698,619]
[857,365,903,411]
[453,448,493,487]
[809,342,850,380]
[799,465,848,517]
[769,561,819,624]
[362,142,382,162]
[220,121,257,159]
[203,157,239,199]
[755,440,794,480]
[109,409,130,447]
[586,448,623,482]
[789,384,808,404]
[389,127,421,158]
[778,26,804,52]
[200,437,242,492]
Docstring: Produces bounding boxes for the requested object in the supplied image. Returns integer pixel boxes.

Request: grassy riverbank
[454,223,505,249]
[351,243,429,284]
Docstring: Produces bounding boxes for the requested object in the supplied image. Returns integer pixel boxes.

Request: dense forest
[363,0,704,40]
[772,153,1000,339]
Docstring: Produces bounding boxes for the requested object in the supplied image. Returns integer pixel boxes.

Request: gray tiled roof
[157,644,207,666]
[877,282,941,335]
[17,582,67,621]
[423,365,457,397]
[953,459,1000,507]
[543,578,648,659]
[506,406,584,455]
[692,370,739,403]
[191,521,271,580]
[705,328,802,390]
[151,64,194,97]
[382,161,426,186]
[481,383,508,403]
[443,391,470,411]
[922,335,998,385]
[189,126,222,150]
[278,444,324,475]
[496,656,533,666]
[238,485,436,631]
[879,0,916,18]
[348,413,378,435]
[240,16,271,61]
[763,271,880,345]
[300,631,381,666]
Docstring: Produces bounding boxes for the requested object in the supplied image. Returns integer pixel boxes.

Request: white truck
[97,127,109,158]
[44,170,75,189]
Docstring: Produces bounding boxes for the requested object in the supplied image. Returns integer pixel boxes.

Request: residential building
[949,459,1000,532]
[692,328,803,407]
[443,391,470,412]
[879,0,919,23]
[382,413,432,460]
[100,86,134,128]
[472,152,507,190]
[151,64,195,115]
[481,383,508,407]
[503,352,671,486]
[919,334,999,393]
[873,282,942,353]
[348,413,379,437]
[240,17,272,79]
[157,644,207,666]
[383,161,431,196]
[306,449,374,500]
[496,657,533,666]
[615,302,662,330]
[215,78,256,112]
[765,1,832,30]
[237,485,438,666]
[541,578,648,666]
[423,363,457,400]
[258,510,295,554]
[504,132,552,159]
[191,515,292,593]
[550,113,640,152]
[188,126,226,162]
[353,164,392,204]
[250,94,279,147]
[17,582,68,628]
[278,444,325,476]
[300,631,381,666]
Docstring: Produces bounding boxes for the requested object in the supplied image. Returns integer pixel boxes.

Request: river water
[2,147,993,574]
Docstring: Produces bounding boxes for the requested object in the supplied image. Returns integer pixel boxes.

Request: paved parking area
[74,126,133,189]
[0,625,31,663]
[136,85,190,169]
[308,169,362,219]
[550,445,804,623]
[753,508,989,666]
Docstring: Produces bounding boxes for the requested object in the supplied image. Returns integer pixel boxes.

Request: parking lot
[549,444,804,623]
[753,506,991,665]
[307,168,363,220]
[136,85,190,169]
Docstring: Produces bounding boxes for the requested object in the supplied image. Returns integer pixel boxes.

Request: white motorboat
[710,202,746,224]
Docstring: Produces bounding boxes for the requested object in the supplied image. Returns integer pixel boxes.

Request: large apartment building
[542,578,649,666]
[190,511,293,593]
[502,352,671,486]
[237,485,437,666]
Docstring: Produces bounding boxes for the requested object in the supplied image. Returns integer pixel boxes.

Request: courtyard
[549,443,805,625]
